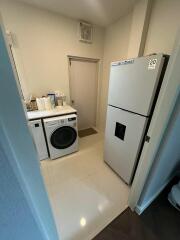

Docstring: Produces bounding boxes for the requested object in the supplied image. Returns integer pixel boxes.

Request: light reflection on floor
[41,133,129,240]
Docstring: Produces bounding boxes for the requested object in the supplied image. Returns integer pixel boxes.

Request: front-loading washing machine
[43,114,78,159]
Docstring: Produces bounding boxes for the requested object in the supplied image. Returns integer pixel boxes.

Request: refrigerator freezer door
[108,54,165,116]
[104,106,148,184]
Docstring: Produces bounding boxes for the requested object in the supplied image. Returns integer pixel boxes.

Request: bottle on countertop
[36,98,46,111]
[47,93,56,108]
[61,94,67,106]
[54,90,62,106]
[44,97,52,110]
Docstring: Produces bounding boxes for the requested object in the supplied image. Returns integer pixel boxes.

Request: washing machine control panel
[68,117,76,122]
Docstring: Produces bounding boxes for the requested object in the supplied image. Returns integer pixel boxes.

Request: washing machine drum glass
[51,126,77,149]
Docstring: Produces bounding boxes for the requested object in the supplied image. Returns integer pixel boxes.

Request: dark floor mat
[78,128,97,138]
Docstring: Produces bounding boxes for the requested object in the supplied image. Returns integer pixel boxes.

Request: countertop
[27,105,77,120]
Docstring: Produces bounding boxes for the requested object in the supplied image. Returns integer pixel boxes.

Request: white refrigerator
[104,53,168,184]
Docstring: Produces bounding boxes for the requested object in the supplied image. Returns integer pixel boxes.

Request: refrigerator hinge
[145,135,150,143]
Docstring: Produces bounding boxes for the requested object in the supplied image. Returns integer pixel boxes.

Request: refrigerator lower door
[104,105,148,184]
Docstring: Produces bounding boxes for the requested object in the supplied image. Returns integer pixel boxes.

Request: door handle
[71,100,75,104]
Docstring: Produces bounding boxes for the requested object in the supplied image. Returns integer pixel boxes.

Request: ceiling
[18,0,137,27]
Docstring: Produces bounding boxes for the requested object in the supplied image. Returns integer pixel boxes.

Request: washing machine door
[50,126,77,149]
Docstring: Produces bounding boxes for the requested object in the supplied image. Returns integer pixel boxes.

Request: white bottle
[61,94,67,106]
[44,97,52,110]
[36,98,45,111]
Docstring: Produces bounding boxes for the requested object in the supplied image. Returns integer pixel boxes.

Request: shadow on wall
[139,93,180,207]
[0,24,59,240]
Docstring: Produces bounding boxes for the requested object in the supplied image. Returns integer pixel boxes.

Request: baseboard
[135,177,173,215]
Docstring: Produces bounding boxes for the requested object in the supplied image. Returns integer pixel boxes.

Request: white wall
[134,0,180,211]
[127,0,151,58]
[1,0,180,132]
[99,0,153,130]
[129,31,180,213]
[99,0,180,131]
[144,0,180,55]
[138,95,180,211]
[0,23,58,240]
[0,0,104,102]
[99,12,132,130]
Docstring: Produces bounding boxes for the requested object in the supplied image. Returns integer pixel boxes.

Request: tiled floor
[41,133,130,240]
[93,180,180,240]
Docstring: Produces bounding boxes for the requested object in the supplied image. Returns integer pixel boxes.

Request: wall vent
[79,21,93,43]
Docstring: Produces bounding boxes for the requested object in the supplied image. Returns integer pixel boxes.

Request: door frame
[128,30,180,213]
[67,55,101,130]
[0,15,59,239]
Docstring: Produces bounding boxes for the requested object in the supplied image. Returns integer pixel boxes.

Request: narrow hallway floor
[41,133,129,240]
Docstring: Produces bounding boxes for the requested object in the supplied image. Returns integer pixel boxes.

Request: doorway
[68,56,99,132]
